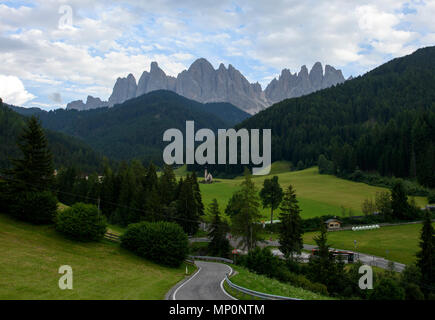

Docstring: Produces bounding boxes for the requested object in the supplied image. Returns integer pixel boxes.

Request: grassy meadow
[224,264,332,300]
[0,214,195,300]
[303,223,433,265]
[182,163,427,221]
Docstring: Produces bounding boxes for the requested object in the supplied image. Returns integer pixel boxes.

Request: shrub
[369,277,405,300]
[55,203,107,241]
[10,191,58,224]
[243,247,281,278]
[239,247,329,296]
[121,221,188,267]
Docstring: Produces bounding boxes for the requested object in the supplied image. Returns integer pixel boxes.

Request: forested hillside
[233,46,435,188]
[18,90,248,164]
[0,101,103,172]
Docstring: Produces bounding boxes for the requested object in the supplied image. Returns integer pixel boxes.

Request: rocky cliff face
[265,62,345,104]
[108,73,137,107]
[174,59,268,114]
[66,95,107,111]
[67,58,346,114]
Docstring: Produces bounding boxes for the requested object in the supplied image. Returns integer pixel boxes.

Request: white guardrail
[224,274,301,300]
[190,255,301,300]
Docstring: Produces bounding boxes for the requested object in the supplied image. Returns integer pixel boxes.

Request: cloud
[0,0,433,109]
[0,75,35,105]
[49,92,62,103]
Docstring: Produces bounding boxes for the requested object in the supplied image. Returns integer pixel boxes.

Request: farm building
[325,218,341,230]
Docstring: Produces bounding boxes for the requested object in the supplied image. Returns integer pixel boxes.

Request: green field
[225,264,332,300]
[0,214,194,300]
[195,164,427,220]
[303,223,433,265]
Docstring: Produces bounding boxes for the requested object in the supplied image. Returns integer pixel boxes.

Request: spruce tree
[259,176,283,224]
[158,164,177,205]
[230,168,262,251]
[188,171,204,216]
[278,185,303,259]
[307,222,340,291]
[175,175,200,235]
[6,116,57,224]
[391,181,410,220]
[207,199,229,257]
[416,209,435,297]
[8,116,54,192]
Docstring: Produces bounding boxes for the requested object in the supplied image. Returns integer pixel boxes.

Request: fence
[104,232,120,242]
[224,274,301,300]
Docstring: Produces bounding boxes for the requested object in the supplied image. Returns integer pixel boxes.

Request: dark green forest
[10,90,249,165]
[217,46,434,188]
[0,101,103,173]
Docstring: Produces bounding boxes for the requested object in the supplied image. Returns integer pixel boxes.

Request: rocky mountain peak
[68,58,346,114]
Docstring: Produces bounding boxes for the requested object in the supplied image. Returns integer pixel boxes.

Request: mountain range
[67,58,346,114]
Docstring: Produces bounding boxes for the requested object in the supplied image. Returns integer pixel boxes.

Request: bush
[10,191,58,224]
[121,221,188,267]
[243,247,281,278]
[55,203,107,241]
[369,277,405,300]
[238,247,329,296]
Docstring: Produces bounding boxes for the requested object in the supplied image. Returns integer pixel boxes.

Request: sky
[0,0,434,109]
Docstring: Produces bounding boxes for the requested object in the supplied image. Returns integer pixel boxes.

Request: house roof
[325,218,341,223]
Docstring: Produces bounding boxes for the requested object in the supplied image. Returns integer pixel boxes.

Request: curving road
[169,261,236,300]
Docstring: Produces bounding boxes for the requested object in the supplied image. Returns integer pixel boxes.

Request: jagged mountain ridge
[67,58,345,114]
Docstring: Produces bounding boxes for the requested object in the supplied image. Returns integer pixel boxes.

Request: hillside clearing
[198,166,427,220]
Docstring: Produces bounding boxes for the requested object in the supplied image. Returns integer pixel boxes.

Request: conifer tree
[8,116,54,192]
[159,164,177,205]
[230,168,262,251]
[416,209,435,297]
[278,185,303,259]
[260,176,283,224]
[176,175,200,235]
[188,171,204,216]
[391,181,410,220]
[207,199,229,257]
[6,116,57,224]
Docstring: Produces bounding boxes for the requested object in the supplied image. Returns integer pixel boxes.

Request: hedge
[55,202,107,241]
[120,221,188,267]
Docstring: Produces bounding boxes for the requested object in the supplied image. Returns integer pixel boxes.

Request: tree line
[208,47,435,189]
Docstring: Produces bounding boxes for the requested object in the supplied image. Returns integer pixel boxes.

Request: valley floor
[197,166,427,221]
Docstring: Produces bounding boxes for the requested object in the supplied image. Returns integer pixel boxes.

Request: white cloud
[0,0,433,108]
[0,75,35,105]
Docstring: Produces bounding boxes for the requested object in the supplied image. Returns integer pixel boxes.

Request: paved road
[169,261,235,300]
[189,237,406,272]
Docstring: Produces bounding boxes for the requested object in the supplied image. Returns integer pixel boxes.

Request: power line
[1,175,204,225]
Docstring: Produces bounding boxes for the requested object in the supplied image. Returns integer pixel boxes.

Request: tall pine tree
[278,185,303,259]
[207,199,229,257]
[259,176,283,224]
[5,116,57,224]
[230,168,262,251]
[416,210,435,297]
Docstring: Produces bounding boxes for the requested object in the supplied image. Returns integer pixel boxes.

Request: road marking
[220,264,237,300]
[173,265,202,300]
